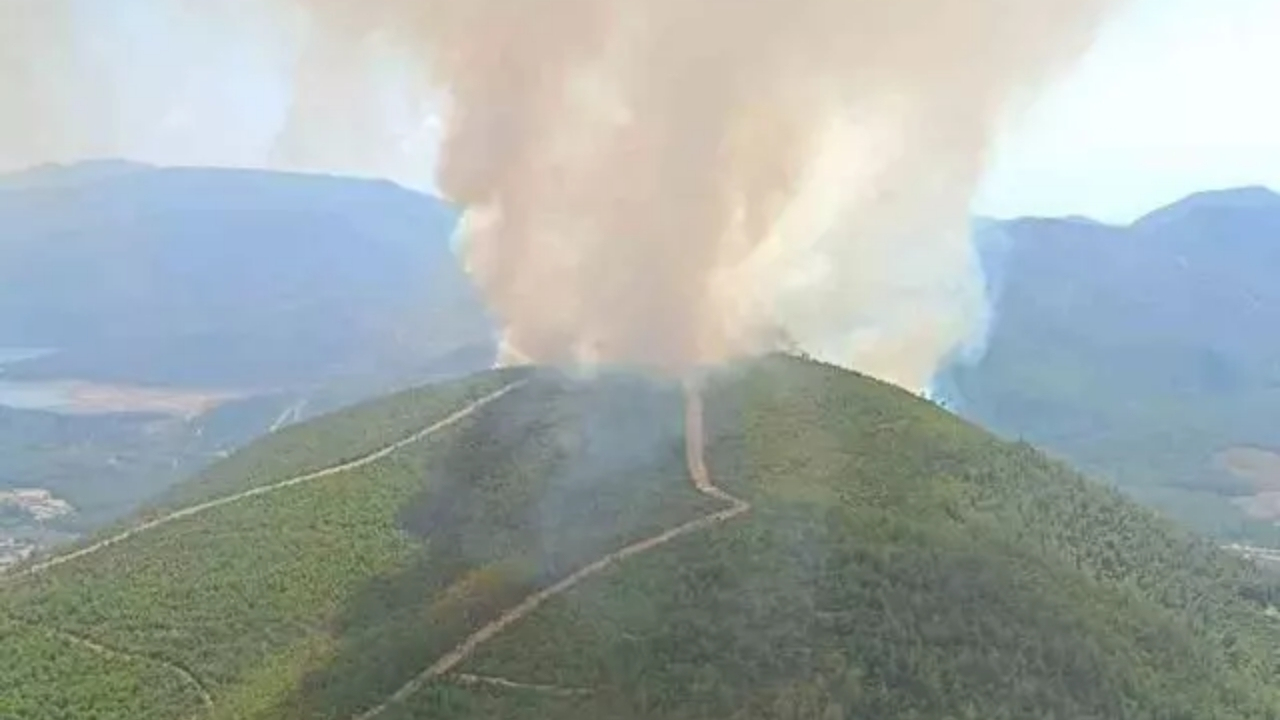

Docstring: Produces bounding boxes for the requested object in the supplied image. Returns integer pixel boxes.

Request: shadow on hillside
[269,372,715,719]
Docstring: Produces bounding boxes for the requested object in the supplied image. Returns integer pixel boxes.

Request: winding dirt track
[8,381,527,582]
[353,379,751,720]
[13,617,214,711]
[268,398,308,434]
[2,375,746,719]
[0,381,525,719]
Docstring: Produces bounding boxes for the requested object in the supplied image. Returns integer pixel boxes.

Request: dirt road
[6,614,213,712]
[267,398,308,433]
[353,379,751,720]
[7,381,527,582]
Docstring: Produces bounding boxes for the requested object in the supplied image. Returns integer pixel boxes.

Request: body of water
[0,348,233,416]
[0,380,73,412]
[0,348,64,411]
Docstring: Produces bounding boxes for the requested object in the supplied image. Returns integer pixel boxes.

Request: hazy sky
[976,0,1280,222]
[4,0,1278,223]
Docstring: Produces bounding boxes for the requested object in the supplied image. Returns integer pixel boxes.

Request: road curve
[6,614,213,711]
[267,398,308,434]
[7,380,528,582]
[353,379,751,720]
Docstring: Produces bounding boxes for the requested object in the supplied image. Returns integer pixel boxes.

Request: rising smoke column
[284,0,1120,387]
[3,0,1122,389]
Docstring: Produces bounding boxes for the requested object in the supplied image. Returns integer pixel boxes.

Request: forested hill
[939,187,1280,543]
[2,356,1278,719]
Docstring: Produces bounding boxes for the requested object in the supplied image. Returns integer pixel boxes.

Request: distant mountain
[0,162,496,535]
[3,357,1277,719]
[0,161,494,387]
[938,186,1280,543]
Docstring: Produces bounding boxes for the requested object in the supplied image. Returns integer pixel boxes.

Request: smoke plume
[282,0,1119,388]
[2,0,1121,390]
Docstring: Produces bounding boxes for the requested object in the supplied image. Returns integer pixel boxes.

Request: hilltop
[939,186,1280,543]
[1,355,1277,719]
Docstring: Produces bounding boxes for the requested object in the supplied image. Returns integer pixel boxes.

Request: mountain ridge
[0,160,486,387]
[1133,185,1280,230]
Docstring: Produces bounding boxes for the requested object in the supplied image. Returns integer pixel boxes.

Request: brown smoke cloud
[283,0,1121,388]
[2,0,1123,390]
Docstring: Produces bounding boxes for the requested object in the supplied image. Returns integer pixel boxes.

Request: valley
[0,164,495,557]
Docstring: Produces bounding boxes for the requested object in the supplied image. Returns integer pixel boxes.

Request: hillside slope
[938,187,1280,543]
[2,356,1278,719]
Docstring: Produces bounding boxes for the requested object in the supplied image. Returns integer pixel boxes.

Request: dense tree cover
[150,369,528,510]
[2,357,1278,719]
[0,369,714,720]
[938,193,1280,544]
[0,615,204,720]
[408,356,1280,719]
[2,371,537,705]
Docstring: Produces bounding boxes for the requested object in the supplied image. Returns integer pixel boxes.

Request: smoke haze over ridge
[1,0,1122,389]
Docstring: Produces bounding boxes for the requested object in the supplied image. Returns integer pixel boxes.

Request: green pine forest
[1,356,1278,719]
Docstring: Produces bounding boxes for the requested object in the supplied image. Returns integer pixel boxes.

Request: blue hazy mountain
[938,186,1280,543]
[0,161,494,388]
